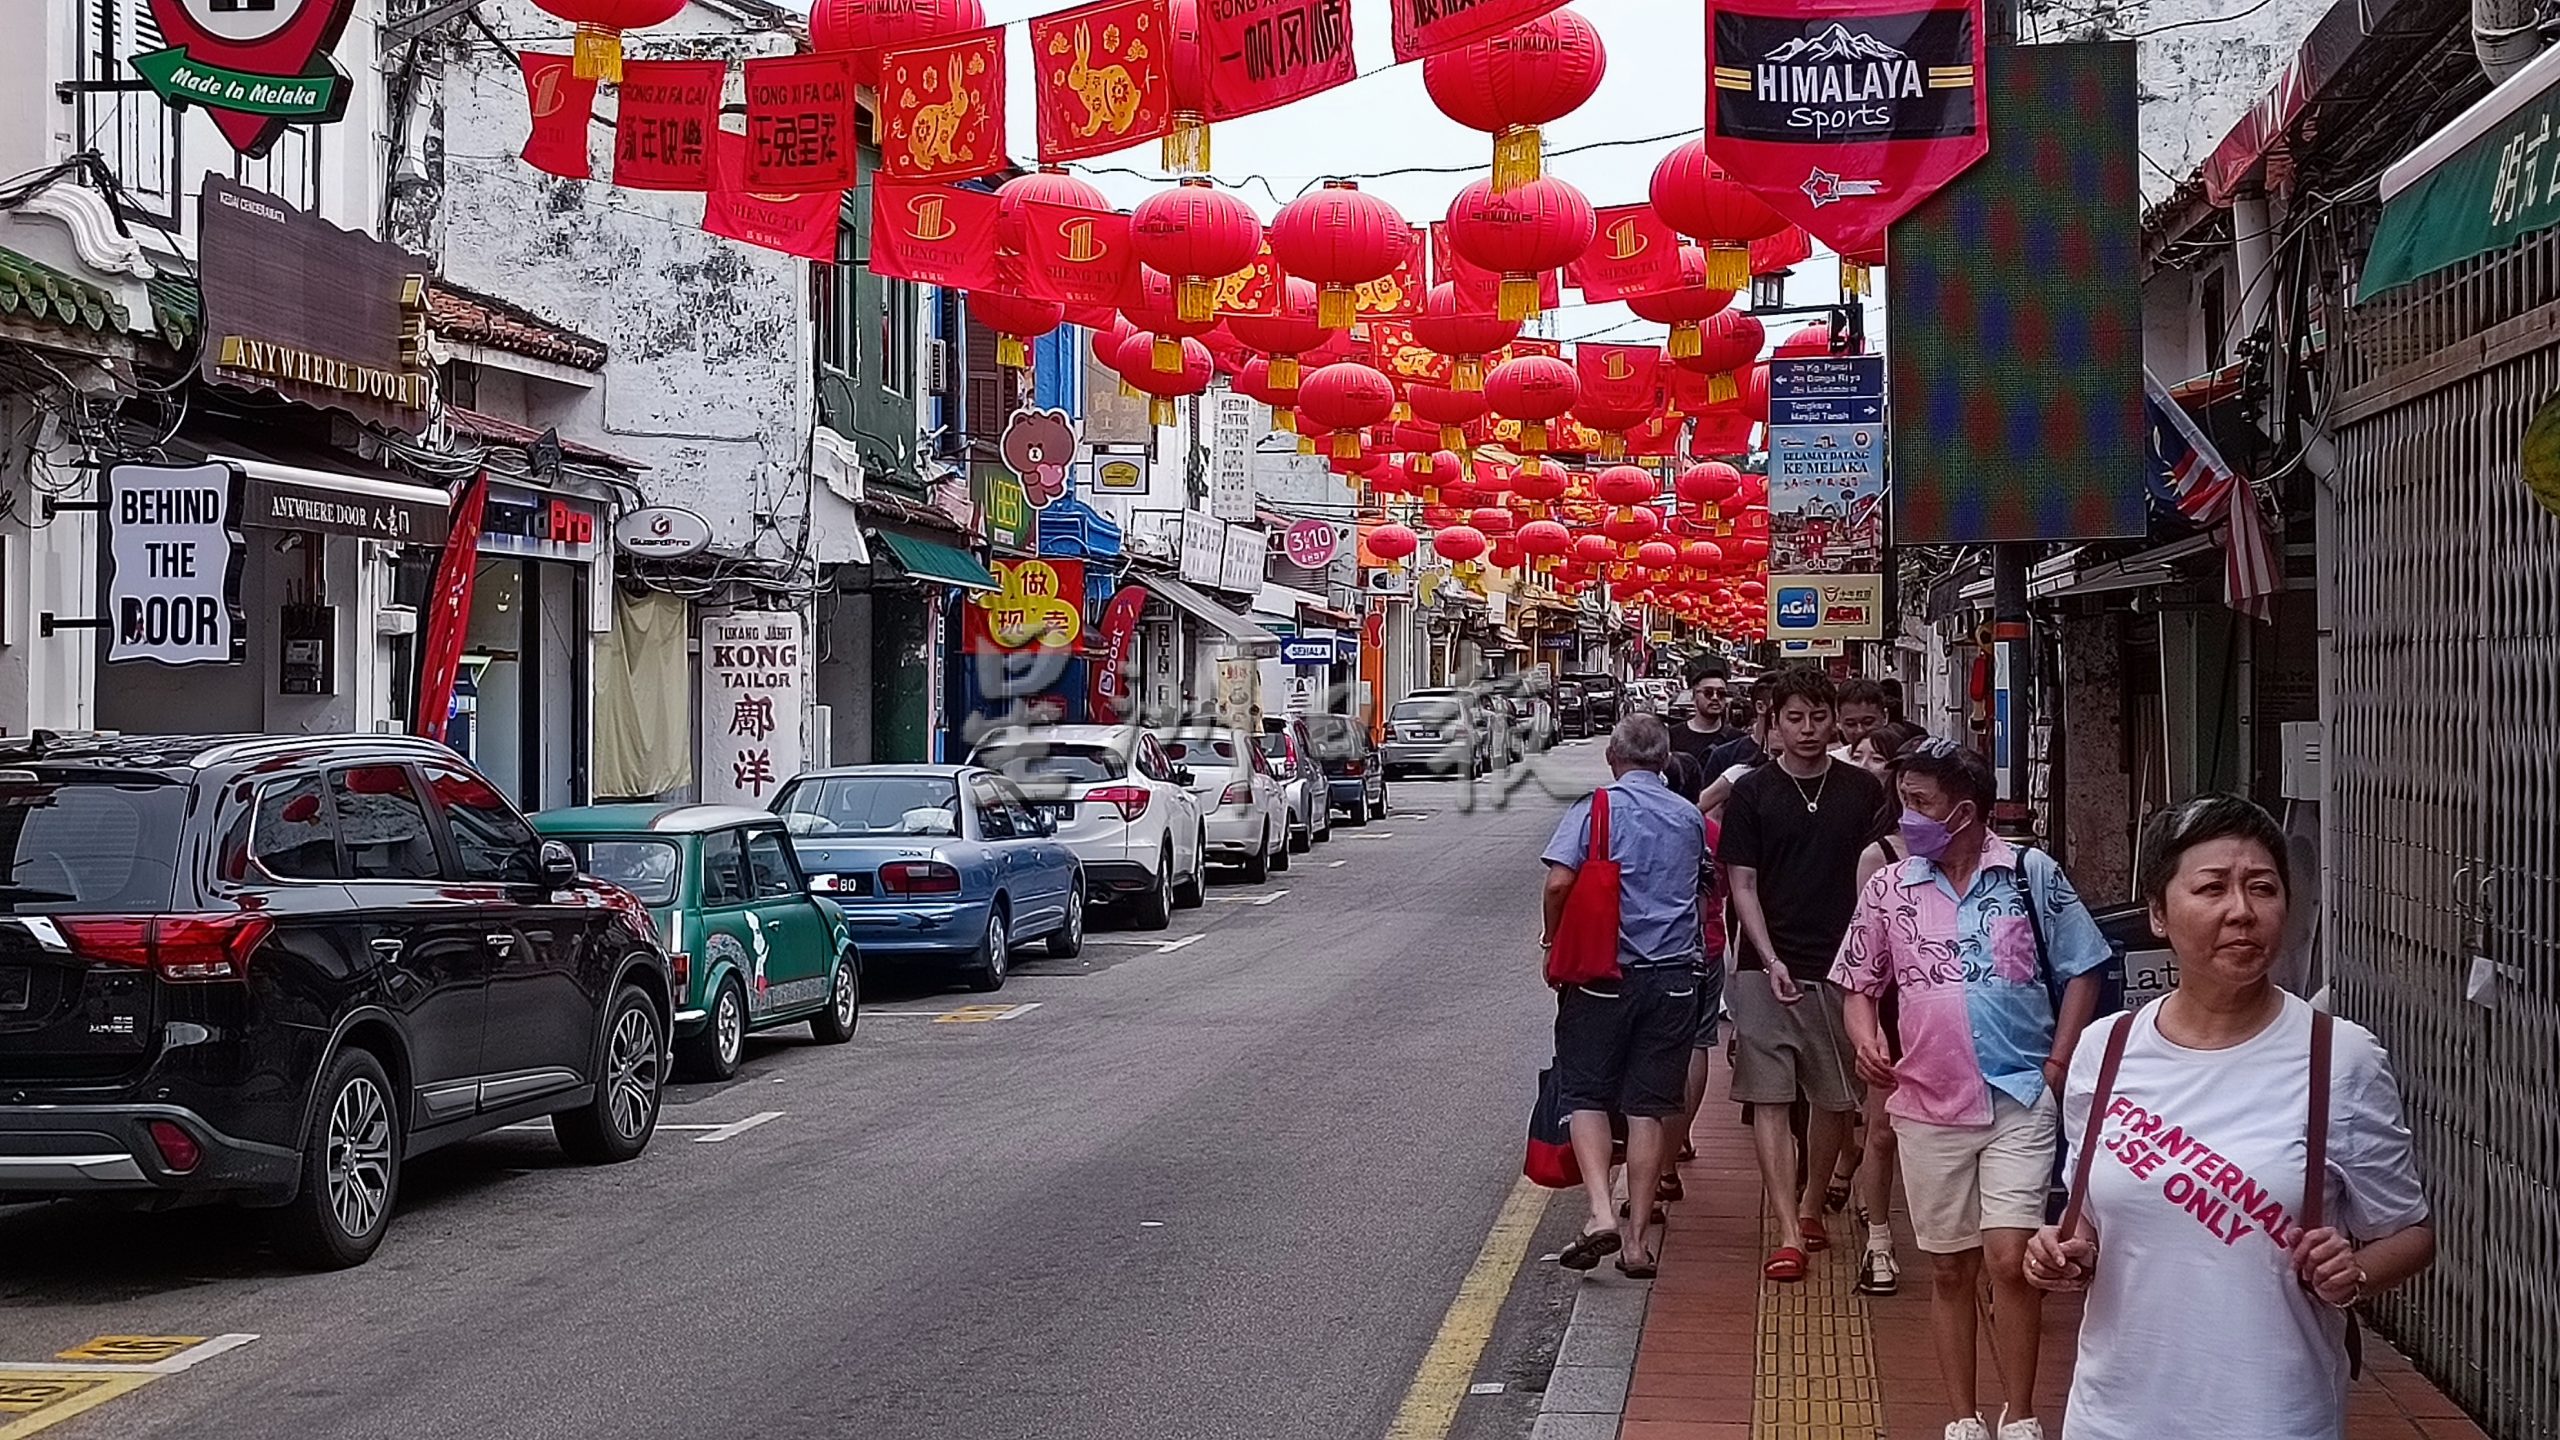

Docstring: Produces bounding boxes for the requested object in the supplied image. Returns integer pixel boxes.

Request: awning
[2027,533,2218,600]
[875,530,998,592]
[161,427,451,544]
[2363,41,2560,299]
[1135,573,1282,652]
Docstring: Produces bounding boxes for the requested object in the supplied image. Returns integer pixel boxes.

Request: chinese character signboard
[702,612,804,806]
[1767,354,1886,576]
[612,60,722,190]
[2362,64,2560,297]
[198,179,430,432]
[103,462,246,667]
[1210,388,1258,521]
[136,0,356,158]
[973,464,1036,555]
[1220,524,1266,594]
[1200,0,1357,121]
[1181,512,1227,585]
[744,53,858,190]
[967,558,1087,652]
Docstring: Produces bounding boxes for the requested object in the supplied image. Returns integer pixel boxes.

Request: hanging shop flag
[1354,227,1428,316]
[1014,200,1143,309]
[1431,221,1558,314]
[414,470,490,744]
[1622,410,1684,457]
[870,181,1005,289]
[136,0,356,158]
[878,25,1008,182]
[612,59,723,190]
[1211,242,1284,318]
[1567,204,1686,303]
[1751,224,1815,274]
[1199,0,1358,121]
[517,52,597,179]
[1370,320,1454,384]
[1031,0,1177,164]
[1388,0,1571,63]
[1088,584,1150,722]
[1576,343,1661,411]
[743,52,858,191]
[704,130,841,261]
[1704,0,1988,256]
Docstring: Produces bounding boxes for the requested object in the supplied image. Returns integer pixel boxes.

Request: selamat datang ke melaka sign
[1706,0,1988,257]
[198,178,430,433]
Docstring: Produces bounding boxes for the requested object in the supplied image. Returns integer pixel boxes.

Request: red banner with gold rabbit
[879,25,1007,182]
[1031,0,1176,164]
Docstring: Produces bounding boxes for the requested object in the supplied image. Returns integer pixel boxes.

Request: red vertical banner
[743,52,859,191]
[1210,241,1283,317]
[1030,0,1177,164]
[1388,0,1570,62]
[1576,343,1662,410]
[1705,0,1988,255]
[1568,205,1686,301]
[414,472,488,745]
[1432,221,1558,313]
[868,182,1006,289]
[518,52,596,179]
[611,59,723,191]
[1014,201,1142,309]
[704,130,842,261]
[878,25,1008,182]
[1354,227,1428,316]
[1198,0,1357,120]
[1370,320,1454,384]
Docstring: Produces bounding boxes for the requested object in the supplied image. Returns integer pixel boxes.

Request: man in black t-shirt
[1716,665,1888,1282]
[1667,655,1742,769]
[1704,671,1781,777]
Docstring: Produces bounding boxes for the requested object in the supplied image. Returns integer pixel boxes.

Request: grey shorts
[1726,975,1863,1112]
[1554,966,1698,1120]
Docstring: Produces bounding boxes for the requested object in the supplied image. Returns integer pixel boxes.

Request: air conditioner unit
[2279,721,2323,802]
[925,337,953,395]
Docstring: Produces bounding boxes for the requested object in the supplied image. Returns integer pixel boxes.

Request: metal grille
[2334,238,2560,1437]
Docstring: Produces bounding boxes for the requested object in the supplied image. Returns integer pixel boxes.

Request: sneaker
[1944,1421,1991,1440]
[1994,1413,2045,1440]
[1857,1244,1900,1296]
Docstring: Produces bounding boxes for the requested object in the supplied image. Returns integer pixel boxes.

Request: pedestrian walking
[2025,795,2436,1440]
[1704,671,1781,777]
[1831,738,2112,1440]
[1540,715,1708,1278]
[1832,676,1890,756]
[1669,656,1742,769]
[1659,750,1728,1192]
[1717,666,1888,1281]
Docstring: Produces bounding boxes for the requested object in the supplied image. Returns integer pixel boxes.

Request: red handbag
[1545,787,1624,987]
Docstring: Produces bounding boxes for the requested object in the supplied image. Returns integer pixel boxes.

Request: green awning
[875,530,998,592]
[2362,53,2560,300]
[0,247,132,338]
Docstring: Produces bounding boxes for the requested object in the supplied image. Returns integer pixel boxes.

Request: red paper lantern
[1242,355,1304,433]
[1472,506,1518,539]
[996,166,1108,253]
[1840,241,1885,297]
[1422,8,1607,192]
[1676,308,1766,402]
[1777,322,1855,357]
[809,0,985,89]
[1406,380,1491,451]
[1226,277,1333,389]
[1624,246,1737,361]
[1518,518,1572,568]
[1297,362,1397,459]
[1166,0,1212,174]
[967,292,1065,372]
[1269,181,1411,329]
[1572,533,1618,566]
[1132,178,1265,324]
[1675,461,1743,518]
[1483,353,1579,455]
[1681,539,1725,570]
[532,0,686,80]
[1489,536,1526,571]
[1601,505,1661,549]
[1444,175,1596,322]
[1124,268,1219,372]
[1510,458,1570,515]
[1433,524,1490,566]
[1636,540,1680,571]
[1649,139,1786,290]
[1572,401,1657,462]
[1413,448,1467,497]
[1593,463,1658,517]
[1411,284,1522,393]
[1113,331,1215,426]
[1369,522,1420,571]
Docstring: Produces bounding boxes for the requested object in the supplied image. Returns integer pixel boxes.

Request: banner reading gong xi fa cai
[1706,0,1987,256]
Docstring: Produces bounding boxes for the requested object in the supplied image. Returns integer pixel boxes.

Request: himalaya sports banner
[1704,0,1987,257]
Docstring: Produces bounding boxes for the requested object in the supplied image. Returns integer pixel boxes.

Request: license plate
[0,965,27,1012]
[1047,804,1077,823]
[843,873,872,896]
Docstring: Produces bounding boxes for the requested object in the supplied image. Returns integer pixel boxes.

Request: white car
[968,725,1208,928]
[1150,723,1289,882]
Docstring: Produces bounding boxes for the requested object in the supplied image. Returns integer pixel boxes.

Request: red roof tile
[427,281,606,371]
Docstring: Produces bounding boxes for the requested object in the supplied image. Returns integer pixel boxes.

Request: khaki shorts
[1892,1090,2060,1253]
[1725,975,1862,1112]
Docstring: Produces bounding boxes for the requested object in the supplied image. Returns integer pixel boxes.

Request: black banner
[1711,9,1977,145]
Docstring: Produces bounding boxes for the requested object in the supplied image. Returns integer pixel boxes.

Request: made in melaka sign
[102,462,247,667]
[1706,0,1988,256]
[135,0,359,159]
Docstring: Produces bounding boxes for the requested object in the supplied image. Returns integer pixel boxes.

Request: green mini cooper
[534,804,859,1080]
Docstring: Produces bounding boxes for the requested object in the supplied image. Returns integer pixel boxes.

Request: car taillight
[807,872,841,892]
[147,1120,201,1173]
[669,950,691,995]
[58,913,273,982]
[1086,785,1151,822]
[880,861,963,895]
[1220,780,1252,804]
[1340,759,1365,775]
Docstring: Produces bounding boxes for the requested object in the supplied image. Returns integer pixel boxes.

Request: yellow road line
[1384,1175,1551,1440]
[0,1371,157,1439]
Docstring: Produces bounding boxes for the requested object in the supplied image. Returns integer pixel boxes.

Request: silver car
[1381,689,1489,779]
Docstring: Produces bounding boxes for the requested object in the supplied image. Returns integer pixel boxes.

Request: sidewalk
[1611,1108,2486,1440]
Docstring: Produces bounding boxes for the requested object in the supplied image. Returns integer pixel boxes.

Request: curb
[1531,1266,1651,1440]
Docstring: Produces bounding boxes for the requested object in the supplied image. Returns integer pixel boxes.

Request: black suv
[0,733,672,1267]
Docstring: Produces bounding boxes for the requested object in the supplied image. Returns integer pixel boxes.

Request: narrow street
[0,749,1610,1440]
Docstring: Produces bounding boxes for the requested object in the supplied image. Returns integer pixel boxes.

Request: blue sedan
[773,765,1084,991]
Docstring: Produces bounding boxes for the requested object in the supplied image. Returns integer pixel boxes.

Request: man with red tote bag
[1539,716,1709,1277]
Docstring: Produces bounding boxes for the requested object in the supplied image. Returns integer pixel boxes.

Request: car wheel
[1288,814,1311,853]
[556,985,664,1164]
[810,952,859,1044]
[1341,793,1368,827]
[1371,783,1390,819]
[1314,803,1332,842]
[1175,832,1208,909]
[1134,845,1175,929]
[1047,878,1087,958]
[269,1046,400,1269]
[1271,822,1292,871]
[965,903,1010,992]
[1242,829,1271,882]
[676,974,746,1081]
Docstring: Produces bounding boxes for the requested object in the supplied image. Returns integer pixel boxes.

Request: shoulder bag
[1545,787,1623,988]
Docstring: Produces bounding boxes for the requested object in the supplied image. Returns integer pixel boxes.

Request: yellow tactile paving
[1753,1212,1883,1439]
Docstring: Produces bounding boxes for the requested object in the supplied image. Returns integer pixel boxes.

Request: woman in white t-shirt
[2024,795,2436,1440]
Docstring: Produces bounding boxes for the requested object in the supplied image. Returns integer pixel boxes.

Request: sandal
[1657,1172,1685,1202]
[1764,1246,1808,1282]
[1616,1249,1659,1280]
[1823,1180,1851,1214]
[1800,1215,1831,1252]
[1559,1229,1622,1271]
[1679,1141,1697,1162]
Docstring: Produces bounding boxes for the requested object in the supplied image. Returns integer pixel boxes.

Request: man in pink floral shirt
[1830,740,2110,1440]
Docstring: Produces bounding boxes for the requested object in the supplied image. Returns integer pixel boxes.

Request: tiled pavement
[1607,1111,2489,1440]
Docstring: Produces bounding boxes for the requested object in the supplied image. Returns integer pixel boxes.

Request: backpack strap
[2304,1007,2334,1233]
[2058,1007,2140,1242]
[2013,846,2056,989]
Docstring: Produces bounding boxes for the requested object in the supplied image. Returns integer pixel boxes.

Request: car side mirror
[537,839,577,889]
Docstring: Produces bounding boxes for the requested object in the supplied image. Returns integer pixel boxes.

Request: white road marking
[22,1335,262,1375]
[1140,1221,1166,1228]
[1156,934,1204,952]
[1351,831,1397,840]
[693,1111,784,1143]
[1468,1382,1507,1395]
[1327,860,1349,868]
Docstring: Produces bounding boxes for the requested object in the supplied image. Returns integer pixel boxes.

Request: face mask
[1899,806,1968,860]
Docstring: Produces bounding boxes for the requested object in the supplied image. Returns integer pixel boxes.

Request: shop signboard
[1768,354,1886,576]
[972,463,1036,556]
[1209,387,1257,521]
[964,558,1086,653]
[1279,636,1333,667]
[198,179,430,431]
[1281,517,1344,569]
[614,506,713,559]
[702,611,804,806]
[1766,573,1886,642]
[1089,447,1149,493]
[1218,524,1266,594]
[135,0,358,158]
[477,483,603,562]
[102,461,246,667]
[1180,511,1226,586]
[242,468,448,544]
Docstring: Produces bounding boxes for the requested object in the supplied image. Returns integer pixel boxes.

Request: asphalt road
[0,743,1615,1440]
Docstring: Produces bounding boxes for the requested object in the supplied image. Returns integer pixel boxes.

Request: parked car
[1382,688,1489,779]
[1567,673,1623,728]
[0,733,671,1268]
[534,805,857,1081]
[1257,716,1333,853]
[1554,680,1591,739]
[1301,713,1387,824]
[967,725,1207,930]
[1150,723,1289,881]
[773,766,1083,992]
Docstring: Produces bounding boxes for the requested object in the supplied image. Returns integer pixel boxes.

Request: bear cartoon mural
[1001,408,1080,509]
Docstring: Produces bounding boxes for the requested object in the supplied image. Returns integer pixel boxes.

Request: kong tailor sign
[702,612,804,806]
[137,0,359,158]
[102,462,247,667]
[1706,0,1987,256]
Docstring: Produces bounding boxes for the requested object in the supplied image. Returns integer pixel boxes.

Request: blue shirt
[1542,769,1705,969]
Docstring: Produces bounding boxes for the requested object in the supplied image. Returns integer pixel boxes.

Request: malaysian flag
[2144,369,2282,621]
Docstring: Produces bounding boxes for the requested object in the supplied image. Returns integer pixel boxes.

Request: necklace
[1785,760,1831,813]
